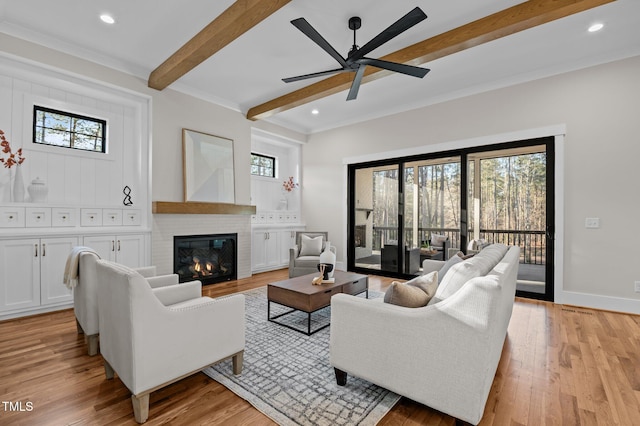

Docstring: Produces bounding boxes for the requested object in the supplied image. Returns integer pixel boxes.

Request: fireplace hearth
[174,234,237,285]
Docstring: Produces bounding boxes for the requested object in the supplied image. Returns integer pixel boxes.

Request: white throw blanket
[63,246,100,289]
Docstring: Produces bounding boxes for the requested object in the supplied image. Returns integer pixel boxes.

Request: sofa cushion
[384,271,438,308]
[437,254,462,283]
[435,244,508,300]
[299,235,323,256]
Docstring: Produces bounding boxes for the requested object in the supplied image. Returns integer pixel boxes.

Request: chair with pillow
[429,233,450,260]
[289,231,333,277]
[95,259,245,423]
[66,246,183,356]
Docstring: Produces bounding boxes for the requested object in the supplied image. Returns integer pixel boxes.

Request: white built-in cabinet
[0,205,149,320]
[0,236,78,313]
[251,224,305,273]
[83,234,145,268]
[0,56,151,320]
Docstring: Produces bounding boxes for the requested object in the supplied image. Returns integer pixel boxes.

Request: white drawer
[122,209,141,226]
[266,212,276,223]
[51,208,77,227]
[0,207,25,228]
[80,209,102,226]
[102,209,122,226]
[25,208,52,227]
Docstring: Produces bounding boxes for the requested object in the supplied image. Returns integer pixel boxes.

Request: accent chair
[95,259,245,423]
[288,231,334,277]
[71,248,180,356]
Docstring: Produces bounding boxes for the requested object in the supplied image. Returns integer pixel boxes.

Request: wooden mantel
[152,201,256,215]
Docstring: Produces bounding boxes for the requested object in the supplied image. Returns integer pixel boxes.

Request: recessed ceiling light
[311,109,319,115]
[100,14,115,24]
[588,23,603,32]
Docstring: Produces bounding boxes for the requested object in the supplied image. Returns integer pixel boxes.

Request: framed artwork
[182,128,235,203]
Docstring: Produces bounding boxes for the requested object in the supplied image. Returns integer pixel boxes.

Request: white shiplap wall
[0,55,149,215]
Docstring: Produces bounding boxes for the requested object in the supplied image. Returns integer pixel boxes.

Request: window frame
[32,105,107,154]
[250,152,276,178]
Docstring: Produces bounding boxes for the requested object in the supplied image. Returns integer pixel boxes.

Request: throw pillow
[383,271,438,308]
[437,254,462,283]
[384,282,429,308]
[406,271,438,297]
[430,233,448,247]
[299,235,323,256]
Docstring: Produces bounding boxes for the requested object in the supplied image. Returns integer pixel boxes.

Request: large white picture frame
[182,128,235,203]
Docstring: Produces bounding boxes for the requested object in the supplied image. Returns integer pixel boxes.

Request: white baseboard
[557,291,640,315]
[0,302,73,321]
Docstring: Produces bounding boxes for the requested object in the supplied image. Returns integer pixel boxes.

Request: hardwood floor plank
[1,268,640,424]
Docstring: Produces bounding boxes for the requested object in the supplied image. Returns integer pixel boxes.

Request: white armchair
[95,259,245,424]
[71,249,181,356]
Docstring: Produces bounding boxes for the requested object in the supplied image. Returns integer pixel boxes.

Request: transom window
[33,106,106,153]
[251,153,276,177]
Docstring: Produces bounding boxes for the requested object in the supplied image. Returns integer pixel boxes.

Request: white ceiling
[1,0,639,135]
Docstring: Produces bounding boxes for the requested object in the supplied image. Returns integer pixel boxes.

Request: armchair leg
[104,360,115,380]
[334,368,347,386]
[87,334,99,356]
[232,350,244,375]
[131,393,150,423]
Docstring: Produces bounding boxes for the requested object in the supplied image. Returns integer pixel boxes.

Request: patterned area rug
[204,287,400,426]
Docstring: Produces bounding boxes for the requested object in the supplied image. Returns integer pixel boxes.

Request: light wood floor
[1,269,639,425]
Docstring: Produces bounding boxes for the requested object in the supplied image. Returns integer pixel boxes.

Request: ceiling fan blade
[291,18,349,68]
[358,58,430,78]
[347,65,367,101]
[349,7,427,62]
[282,68,350,83]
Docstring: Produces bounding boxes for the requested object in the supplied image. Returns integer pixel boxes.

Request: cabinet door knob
[8,215,13,219]
[42,243,46,256]
[34,244,38,257]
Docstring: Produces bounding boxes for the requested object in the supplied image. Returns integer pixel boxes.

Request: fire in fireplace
[173,234,237,285]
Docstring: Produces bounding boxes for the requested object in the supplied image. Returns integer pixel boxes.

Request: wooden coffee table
[267,270,368,335]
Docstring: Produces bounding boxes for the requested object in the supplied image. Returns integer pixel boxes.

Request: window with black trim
[33,106,106,153]
[251,152,276,177]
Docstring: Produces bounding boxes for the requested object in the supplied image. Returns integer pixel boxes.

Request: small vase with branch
[280,176,298,210]
[0,129,26,202]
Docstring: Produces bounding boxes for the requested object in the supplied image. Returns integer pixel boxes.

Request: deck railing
[372,226,546,265]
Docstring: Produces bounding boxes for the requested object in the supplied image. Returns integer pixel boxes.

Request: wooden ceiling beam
[148,0,291,91]
[246,0,615,121]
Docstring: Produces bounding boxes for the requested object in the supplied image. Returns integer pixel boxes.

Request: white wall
[0,33,306,207]
[303,55,640,314]
[0,56,148,210]
[0,33,305,280]
[251,129,302,212]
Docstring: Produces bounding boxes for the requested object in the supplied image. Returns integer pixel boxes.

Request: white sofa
[330,244,519,425]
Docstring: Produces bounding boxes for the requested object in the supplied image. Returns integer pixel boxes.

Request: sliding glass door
[348,137,555,301]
